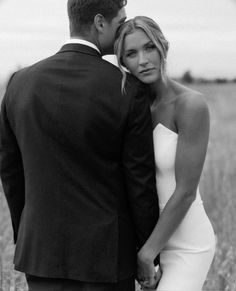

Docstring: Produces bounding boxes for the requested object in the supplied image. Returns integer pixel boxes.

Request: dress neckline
[153,123,178,136]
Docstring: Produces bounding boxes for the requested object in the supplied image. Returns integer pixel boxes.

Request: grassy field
[0,83,236,290]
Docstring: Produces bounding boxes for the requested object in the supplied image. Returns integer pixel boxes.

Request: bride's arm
[138,92,210,263]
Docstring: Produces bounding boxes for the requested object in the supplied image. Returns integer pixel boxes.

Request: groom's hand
[137,251,159,290]
[141,267,162,290]
[139,269,161,290]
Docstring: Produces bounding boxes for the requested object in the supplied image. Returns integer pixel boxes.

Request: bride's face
[122,28,161,84]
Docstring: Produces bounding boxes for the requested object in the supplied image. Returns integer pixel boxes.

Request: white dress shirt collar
[65,38,101,54]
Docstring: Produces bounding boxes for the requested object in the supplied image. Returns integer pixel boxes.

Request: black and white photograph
[0,0,236,290]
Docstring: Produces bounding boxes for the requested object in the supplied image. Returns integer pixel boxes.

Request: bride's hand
[140,268,162,290]
[137,249,158,290]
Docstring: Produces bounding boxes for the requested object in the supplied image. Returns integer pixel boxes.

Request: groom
[0,0,159,290]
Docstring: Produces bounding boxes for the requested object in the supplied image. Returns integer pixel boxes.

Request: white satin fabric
[153,123,215,291]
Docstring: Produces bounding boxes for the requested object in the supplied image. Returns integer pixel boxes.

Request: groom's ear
[94,14,106,32]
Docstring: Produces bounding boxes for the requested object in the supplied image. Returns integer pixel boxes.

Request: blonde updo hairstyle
[114,16,169,92]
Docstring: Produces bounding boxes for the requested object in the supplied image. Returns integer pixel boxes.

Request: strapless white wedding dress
[153,123,215,291]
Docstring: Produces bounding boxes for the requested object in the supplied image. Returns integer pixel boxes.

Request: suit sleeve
[122,83,159,250]
[0,76,25,243]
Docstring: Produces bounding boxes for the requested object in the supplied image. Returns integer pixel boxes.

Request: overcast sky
[0,0,236,82]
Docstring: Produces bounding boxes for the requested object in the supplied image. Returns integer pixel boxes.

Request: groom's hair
[67,0,127,35]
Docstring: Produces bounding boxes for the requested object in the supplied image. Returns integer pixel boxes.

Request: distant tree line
[180,70,236,84]
[1,69,236,99]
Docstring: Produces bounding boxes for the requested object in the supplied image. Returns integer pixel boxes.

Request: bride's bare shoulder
[173,82,209,127]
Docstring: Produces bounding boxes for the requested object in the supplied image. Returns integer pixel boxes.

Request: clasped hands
[137,250,161,290]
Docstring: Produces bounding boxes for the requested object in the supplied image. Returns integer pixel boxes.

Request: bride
[115,16,216,290]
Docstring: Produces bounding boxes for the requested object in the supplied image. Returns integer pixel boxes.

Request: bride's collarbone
[151,103,176,129]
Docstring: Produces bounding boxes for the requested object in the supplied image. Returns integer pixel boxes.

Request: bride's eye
[146,43,156,51]
[125,51,136,58]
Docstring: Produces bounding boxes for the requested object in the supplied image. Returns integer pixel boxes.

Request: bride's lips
[139,68,155,74]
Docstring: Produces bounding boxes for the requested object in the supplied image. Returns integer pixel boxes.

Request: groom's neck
[70,30,99,47]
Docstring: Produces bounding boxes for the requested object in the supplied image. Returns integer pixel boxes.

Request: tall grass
[0,185,27,290]
[193,83,236,291]
[0,83,236,290]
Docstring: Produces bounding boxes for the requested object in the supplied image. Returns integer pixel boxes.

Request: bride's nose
[138,51,149,66]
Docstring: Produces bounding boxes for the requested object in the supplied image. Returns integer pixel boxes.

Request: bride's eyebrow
[140,40,154,48]
[124,40,154,53]
[124,48,136,55]
[124,45,136,53]
[145,40,155,46]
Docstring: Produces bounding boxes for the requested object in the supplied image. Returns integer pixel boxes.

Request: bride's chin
[139,76,158,84]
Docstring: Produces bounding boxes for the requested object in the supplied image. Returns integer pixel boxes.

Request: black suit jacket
[0,44,159,282]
